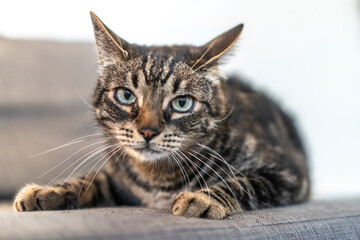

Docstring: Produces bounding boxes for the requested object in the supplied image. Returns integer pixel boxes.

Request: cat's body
[14,12,310,219]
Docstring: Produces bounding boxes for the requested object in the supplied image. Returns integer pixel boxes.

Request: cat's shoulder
[223,75,256,94]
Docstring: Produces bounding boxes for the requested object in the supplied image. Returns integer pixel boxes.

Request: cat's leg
[14,171,115,211]
[171,168,309,219]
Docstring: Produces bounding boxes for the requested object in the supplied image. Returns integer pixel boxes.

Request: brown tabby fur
[14,12,310,219]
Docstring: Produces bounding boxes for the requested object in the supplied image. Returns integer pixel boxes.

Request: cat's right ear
[90,12,135,64]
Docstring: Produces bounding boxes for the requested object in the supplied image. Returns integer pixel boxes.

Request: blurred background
[0,0,359,199]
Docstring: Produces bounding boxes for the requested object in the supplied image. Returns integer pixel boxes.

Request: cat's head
[90,12,243,162]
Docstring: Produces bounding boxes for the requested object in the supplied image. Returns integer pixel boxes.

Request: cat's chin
[126,146,170,162]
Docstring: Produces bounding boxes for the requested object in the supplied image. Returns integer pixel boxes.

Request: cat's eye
[171,96,194,113]
[114,88,136,105]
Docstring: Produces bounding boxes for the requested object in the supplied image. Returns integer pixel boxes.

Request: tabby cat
[14,12,310,219]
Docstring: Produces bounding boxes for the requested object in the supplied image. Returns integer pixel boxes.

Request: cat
[13,12,310,219]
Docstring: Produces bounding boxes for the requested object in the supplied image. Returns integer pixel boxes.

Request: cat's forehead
[138,45,195,59]
[104,52,196,88]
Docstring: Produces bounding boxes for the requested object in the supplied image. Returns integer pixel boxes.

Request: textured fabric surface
[0,198,359,240]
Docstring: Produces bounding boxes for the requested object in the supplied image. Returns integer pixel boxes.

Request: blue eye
[171,96,194,112]
[115,88,136,105]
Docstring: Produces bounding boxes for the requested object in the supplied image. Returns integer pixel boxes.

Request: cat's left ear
[189,24,244,71]
[90,11,137,64]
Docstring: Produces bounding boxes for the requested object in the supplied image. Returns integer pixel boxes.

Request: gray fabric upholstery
[0,198,359,240]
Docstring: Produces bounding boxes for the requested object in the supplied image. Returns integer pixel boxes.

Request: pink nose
[138,128,160,141]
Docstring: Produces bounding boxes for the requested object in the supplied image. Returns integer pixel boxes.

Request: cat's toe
[14,184,64,211]
[171,192,227,220]
[14,184,44,211]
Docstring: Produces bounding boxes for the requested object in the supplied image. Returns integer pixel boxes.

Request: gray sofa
[0,37,359,239]
[0,198,359,240]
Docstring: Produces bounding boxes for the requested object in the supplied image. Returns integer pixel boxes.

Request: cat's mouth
[137,147,162,154]
[130,145,169,161]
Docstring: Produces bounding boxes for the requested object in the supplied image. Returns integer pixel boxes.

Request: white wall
[1,0,359,198]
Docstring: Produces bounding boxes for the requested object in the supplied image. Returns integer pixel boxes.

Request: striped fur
[14,12,310,219]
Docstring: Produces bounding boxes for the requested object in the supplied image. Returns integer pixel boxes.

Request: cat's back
[222,76,306,155]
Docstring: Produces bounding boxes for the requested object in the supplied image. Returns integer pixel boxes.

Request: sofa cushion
[0,198,359,239]
[0,37,100,197]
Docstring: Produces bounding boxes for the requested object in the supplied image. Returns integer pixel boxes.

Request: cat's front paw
[171,191,227,219]
[14,184,65,211]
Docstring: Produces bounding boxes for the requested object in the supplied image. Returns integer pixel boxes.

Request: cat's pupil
[179,97,186,107]
[124,90,131,100]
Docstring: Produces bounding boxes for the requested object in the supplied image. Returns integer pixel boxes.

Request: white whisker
[173,151,201,190]
[79,144,120,191]
[30,133,103,158]
[81,145,124,198]
[76,88,93,109]
[178,150,217,181]
[50,144,113,186]
[174,151,200,188]
[197,143,245,177]
[191,148,258,203]
[214,102,235,123]
[176,150,211,204]
[170,153,189,191]
[38,140,107,179]
[187,150,241,209]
